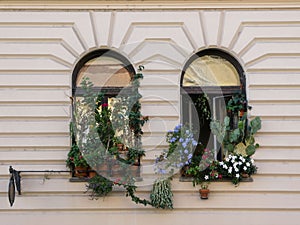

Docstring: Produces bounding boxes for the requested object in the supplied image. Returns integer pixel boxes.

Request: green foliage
[66,123,89,168]
[210,115,261,157]
[226,93,247,114]
[86,175,114,198]
[210,116,230,144]
[187,148,220,187]
[126,147,145,164]
[150,178,173,209]
[194,94,211,125]
[69,66,153,207]
[124,184,152,206]
[94,93,115,151]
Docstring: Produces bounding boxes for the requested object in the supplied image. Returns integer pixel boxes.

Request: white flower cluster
[218,154,256,184]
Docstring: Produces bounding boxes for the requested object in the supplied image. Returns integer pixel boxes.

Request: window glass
[181,49,245,162]
[76,56,132,88]
[183,55,240,87]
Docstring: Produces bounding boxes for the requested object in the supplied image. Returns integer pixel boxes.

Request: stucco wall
[0,3,300,225]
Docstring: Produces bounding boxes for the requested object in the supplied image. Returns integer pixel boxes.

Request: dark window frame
[180,48,245,95]
[180,48,246,160]
[72,48,136,97]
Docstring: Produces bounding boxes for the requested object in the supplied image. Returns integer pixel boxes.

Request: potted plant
[66,140,90,178]
[218,154,257,185]
[199,181,210,199]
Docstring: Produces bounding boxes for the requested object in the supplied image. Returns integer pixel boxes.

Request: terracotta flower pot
[88,170,97,178]
[199,188,210,199]
[74,166,89,177]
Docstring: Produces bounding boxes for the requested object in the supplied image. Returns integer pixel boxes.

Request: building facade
[0,1,300,224]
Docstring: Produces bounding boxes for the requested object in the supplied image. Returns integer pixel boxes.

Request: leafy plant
[194,94,211,125]
[86,174,114,198]
[150,178,173,209]
[70,66,153,207]
[200,182,209,190]
[210,115,261,157]
[226,93,247,114]
[126,147,145,164]
[218,154,257,185]
[66,123,89,169]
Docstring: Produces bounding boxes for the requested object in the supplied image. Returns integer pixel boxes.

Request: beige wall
[0,3,300,225]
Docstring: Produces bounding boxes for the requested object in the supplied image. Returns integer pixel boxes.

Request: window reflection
[76,56,132,88]
[183,55,240,87]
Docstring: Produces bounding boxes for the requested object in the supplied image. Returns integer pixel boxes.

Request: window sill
[69,176,144,182]
[179,176,253,183]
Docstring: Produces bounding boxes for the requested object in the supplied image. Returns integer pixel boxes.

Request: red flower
[114,178,121,184]
[102,103,108,107]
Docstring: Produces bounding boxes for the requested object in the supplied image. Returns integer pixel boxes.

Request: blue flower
[182,142,187,148]
[175,124,182,130]
[170,137,177,143]
[192,140,198,146]
[184,149,189,154]
[185,161,189,165]
[188,153,193,160]
[179,138,184,143]
[158,169,166,174]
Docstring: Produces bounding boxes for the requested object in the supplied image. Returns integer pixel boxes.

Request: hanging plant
[150,177,173,209]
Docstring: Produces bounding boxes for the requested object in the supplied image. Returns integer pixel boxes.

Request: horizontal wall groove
[0,70,71,73]
[0,101,71,104]
[0,132,69,136]
[0,85,70,89]
[249,100,300,104]
[0,116,70,120]
[249,85,300,89]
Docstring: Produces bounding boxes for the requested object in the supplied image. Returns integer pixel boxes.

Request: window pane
[183,55,240,87]
[76,56,131,88]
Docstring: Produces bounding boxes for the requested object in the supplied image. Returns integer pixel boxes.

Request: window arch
[181,48,245,94]
[72,49,135,97]
[181,48,246,161]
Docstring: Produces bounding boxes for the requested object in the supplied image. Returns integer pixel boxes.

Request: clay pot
[74,166,89,177]
[199,189,210,199]
[88,170,97,178]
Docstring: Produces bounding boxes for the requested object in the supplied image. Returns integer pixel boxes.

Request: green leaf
[250,117,261,135]
[246,145,256,156]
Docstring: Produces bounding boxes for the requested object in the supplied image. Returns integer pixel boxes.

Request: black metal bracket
[8,166,71,207]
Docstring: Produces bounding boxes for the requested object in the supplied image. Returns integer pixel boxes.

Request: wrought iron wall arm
[8,166,71,207]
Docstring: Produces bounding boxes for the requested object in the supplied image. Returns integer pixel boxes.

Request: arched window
[72,49,135,100]
[181,49,246,160]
